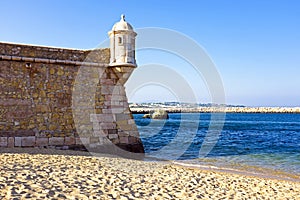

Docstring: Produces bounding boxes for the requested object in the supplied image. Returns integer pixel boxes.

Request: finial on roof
[121,14,125,21]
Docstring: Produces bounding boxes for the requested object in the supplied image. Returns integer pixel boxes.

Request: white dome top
[112,14,134,31]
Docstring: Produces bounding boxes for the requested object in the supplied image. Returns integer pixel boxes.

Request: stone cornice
[0,54,109,67]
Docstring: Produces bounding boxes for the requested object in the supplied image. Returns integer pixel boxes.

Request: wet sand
[0,148,299,199]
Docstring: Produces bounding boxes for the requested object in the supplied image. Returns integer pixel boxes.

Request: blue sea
[134,113,300,180]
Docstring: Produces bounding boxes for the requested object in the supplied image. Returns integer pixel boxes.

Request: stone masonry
[0,42,144,154]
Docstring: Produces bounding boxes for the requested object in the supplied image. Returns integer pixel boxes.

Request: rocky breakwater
[132,107,300,114]
[143,110,169,119]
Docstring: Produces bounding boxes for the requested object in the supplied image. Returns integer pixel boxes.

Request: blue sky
[1,0,299,106]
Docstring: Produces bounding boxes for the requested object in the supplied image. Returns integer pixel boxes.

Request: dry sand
[0,148,299,199]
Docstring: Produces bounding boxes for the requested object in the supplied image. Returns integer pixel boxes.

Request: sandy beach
[0,148,299,199]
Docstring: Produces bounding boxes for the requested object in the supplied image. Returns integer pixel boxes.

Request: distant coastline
[130,103,300,114]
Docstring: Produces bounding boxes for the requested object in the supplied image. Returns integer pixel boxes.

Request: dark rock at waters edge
[143,110,169,119]
[143,114,152,118]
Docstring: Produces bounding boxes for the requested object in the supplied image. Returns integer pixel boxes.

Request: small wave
[172,160,300,182]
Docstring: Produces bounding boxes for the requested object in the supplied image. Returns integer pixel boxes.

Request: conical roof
[112,14,134,31]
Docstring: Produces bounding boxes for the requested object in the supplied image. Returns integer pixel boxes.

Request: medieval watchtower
[108,14,137,67]
[89,15,144,154]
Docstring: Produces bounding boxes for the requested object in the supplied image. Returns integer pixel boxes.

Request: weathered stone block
[128,131,139,137]
[104,101,112,106]
[118,131,129,137]
[22,136,35,146]
[57,68,64,76]
[118,124,134,131]
[114,114,129,121]
[128,136,138,144]
[111,108,126,113]
[7,137,14,147]
[111,138,119,144]
[15,137,22,147]
[128,119,135,125]
[102,109,112,114]
[36,105,50,113]
[100,78,113,85]
[90,137,99,144]
[36,137,49,146]
[49,137,64,146]
[88,143,100,148]
[92,122,101,131]
[108,134,118,139]
[92,130,108,137]
[101,86,114,94]
[111,85,123,95]
[90,114,114,122]
[111,95,126,101]
[0,137,8,147]
[75,137,89,145]
[98,137,111,145]
[49,68,55,75]
[100,122,116,130]
[117,120,128,126]
[119,136,129,144]
[64,137,75,145]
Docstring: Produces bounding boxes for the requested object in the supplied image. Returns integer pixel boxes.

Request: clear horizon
[1,0,299,107]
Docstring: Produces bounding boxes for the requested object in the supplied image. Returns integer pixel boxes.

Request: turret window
[118,37,123,45]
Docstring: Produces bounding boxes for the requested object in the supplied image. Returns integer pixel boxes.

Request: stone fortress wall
[0,41,144,153]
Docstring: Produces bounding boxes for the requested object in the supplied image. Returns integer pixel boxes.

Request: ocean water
[134,113,300,179]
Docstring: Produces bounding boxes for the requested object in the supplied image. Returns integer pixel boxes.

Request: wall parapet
[0,42,110,64]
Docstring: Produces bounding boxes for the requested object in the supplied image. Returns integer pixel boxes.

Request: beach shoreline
[0,148,299,199]
[172,160,300,183]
